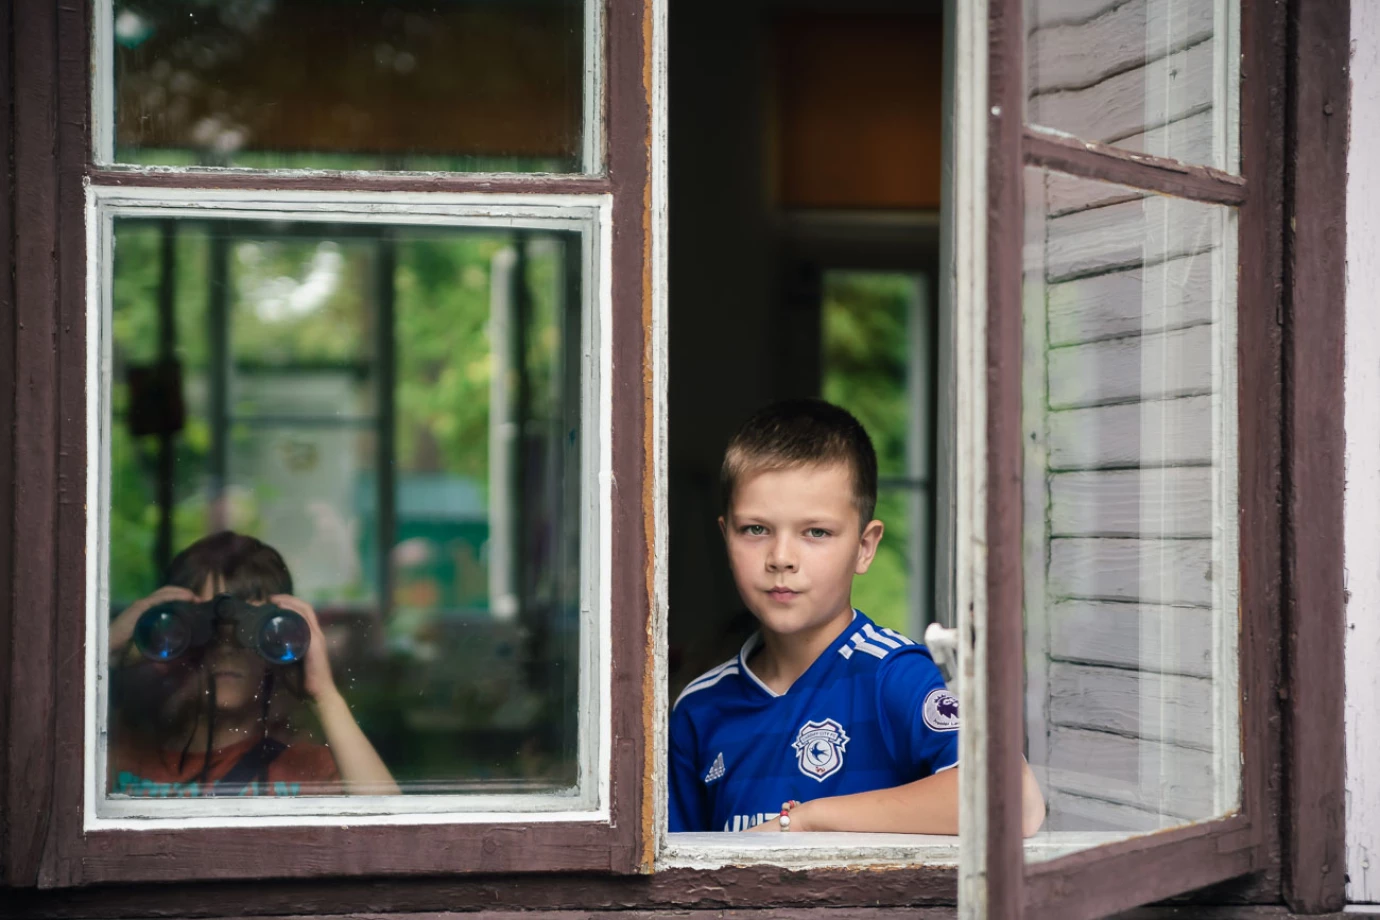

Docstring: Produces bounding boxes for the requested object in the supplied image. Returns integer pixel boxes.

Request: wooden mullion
[0,0,15,884]
[1236,0,1291,892]
[985,0,1026,913]
[88,168,614,197]
[1281,0,1349,911]
[45,0,94,885]
[1024,129,1248,206]
[6,0,62,889]
[602,0,654,874]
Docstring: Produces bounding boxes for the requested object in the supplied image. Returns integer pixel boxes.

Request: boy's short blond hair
[720,399,879,527]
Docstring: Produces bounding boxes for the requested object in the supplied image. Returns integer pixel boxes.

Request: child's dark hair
[165,531,293,600]
[720,399,879,526]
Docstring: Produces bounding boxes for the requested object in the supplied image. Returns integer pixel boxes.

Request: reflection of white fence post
[489,247,519,621]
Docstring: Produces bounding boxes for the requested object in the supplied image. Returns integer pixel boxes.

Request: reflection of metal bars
[375,231,397,621]
[154,220,177,574]
[488,243,520,620]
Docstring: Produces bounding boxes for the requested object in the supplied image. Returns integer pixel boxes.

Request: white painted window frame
[1345,0,1380,904]
[84,185,615,829]
[93,0,606,175]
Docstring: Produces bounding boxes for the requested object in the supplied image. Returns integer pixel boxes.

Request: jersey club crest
[792,718,850,781]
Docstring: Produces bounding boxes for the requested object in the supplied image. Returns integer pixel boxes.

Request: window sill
[660,830,1134,870]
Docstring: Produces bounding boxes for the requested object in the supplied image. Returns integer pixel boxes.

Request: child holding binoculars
[107,531,398,797]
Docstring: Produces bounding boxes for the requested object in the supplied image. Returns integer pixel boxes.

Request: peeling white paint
[1347,2,1380,903]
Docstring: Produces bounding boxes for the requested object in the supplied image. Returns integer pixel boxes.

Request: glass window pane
[1021,168,1240,859]
[105,218,587,805]
[109,0,588,172]
[820,271,936,637]
[1025,0,1240,172]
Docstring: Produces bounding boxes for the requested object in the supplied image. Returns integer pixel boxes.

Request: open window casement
[958,0,1281,918]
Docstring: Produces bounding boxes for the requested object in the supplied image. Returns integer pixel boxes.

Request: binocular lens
[133,607,192,661]
[258,612,310,664]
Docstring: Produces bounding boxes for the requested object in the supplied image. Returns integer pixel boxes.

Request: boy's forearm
[795,767,959,834]
[793,761,1046,836]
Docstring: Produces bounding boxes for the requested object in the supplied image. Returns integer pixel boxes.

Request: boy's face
[720,462,884,642]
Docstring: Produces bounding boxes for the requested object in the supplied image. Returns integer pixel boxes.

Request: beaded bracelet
[778,799,801,831]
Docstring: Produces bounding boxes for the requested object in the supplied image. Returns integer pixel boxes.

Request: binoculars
[133,594,310,665]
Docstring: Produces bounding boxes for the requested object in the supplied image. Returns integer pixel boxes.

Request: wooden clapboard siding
[1048,600,1214,678]
[1047,395,1214,469]
[1047,251,1215,347]
[1028,0,1215,95]
[1030,40,1215,148]
[1048,537,1214,606]
[1117,106,1219,162]
[1044,788,1173,833]
[1047,323,1214,409]
[1043,196,1216,281]
[1050,469,1214,537]
[1045,725,1217,819]
[1048,662,1216,750]
[1024,18,1235,831]
[1028,0,1125,31]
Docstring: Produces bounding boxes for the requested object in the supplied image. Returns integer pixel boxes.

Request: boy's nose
[766,539,798,572]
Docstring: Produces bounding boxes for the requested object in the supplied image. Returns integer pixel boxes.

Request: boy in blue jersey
[669,399,1045,835]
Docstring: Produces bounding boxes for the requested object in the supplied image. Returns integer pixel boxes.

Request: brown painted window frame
[0,0,1347,914]
[1,0,658,886]
[977,1,1349,919]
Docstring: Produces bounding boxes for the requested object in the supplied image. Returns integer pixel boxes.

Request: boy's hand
[269,594,338,703]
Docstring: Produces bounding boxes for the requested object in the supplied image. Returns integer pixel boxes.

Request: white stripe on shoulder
[838,621,921,661]
[673,666,740,709]
[682,657,738,691]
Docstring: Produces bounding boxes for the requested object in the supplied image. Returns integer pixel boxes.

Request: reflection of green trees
[394,236,503,479]
[822,273,917,634]
[109,221,565,606]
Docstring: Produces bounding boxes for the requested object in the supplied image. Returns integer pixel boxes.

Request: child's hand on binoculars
[110,585,198,657]
[268,594,337,704]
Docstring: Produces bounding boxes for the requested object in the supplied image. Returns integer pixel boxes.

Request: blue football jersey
[668,610,959,833]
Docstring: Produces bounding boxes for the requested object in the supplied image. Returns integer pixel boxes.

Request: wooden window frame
[971,0,1350,918]
[1,0,1348,915]
[2,0,660,885]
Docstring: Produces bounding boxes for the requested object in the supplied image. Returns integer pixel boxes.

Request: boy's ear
[854,519,885,575]
[718,515,727,539]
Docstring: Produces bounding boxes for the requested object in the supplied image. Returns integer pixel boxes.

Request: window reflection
[1025,0,1239,173]
[111,0,586,172]
[1021,169,1240,857]
[107,219,584,797]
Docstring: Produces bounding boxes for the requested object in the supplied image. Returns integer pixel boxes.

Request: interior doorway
[666,0,947,695]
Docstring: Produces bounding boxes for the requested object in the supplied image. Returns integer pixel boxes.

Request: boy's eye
[807,528,831,539]
[742,525,767,536]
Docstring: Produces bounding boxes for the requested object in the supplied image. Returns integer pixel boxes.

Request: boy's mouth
[766,587,801,602]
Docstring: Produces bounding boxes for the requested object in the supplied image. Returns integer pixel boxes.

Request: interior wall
[667,0,944,693]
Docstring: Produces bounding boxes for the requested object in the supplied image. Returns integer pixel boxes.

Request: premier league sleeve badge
[922,687,961,732]
[792,718,850,781]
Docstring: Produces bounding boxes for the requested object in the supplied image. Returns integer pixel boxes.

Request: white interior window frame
[93,0,606,176]
[84,185,614,829]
